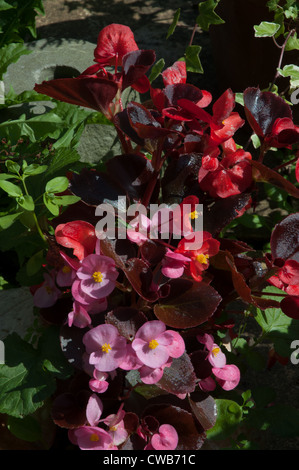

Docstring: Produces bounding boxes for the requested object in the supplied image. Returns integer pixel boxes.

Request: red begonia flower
[177,88,244,143]
[162,61,187,86]
[199,149,252,198]
[94,24,139,67]
[55,221,97,261]
[176,231,220,282]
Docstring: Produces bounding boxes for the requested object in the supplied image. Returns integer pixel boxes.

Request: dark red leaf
[122,49,156,91]
[243,87,292,138]
[34,77,118,114]
[188,390,217,431]
[251,160,299,198]
[106,307,147,341]
[52,391,90,429]
[157,352,197,395]
[154,279,222,328]
[270,213,299,261]
[280,295,299,319]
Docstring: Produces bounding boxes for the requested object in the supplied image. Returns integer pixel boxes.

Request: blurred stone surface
[0,287,35,340]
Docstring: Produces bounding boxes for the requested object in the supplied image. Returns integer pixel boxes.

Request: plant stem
[268,29,295,92]
[21,176,47,243]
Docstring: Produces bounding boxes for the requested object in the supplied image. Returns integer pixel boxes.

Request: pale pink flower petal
[150,424,179,450]
[212,364,240,391]
[86,394,103,426]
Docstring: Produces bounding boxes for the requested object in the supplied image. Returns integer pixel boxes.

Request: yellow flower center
[90,433,100,442]
[102,343,112,354]
[149,339,159,350]
[62,265,71,273]
[110,425,117,432]
[189,210,199,220]
[93,271,103,283]
[212,346,220,357]
[45,286,53,294]
[196,253,209,265]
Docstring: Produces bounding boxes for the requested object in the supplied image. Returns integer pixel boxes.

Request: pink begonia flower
[127,214,151,246]
[86,394,103,426]
[68,302,92,328]
[197,332,240,391]
[89,369,109,394]
[71,279,108,313]
[56,263,77,287]
[139,360,172,385]
[161,249,191,278]
[145,424,178,450]
[68,426,116,450]
[33,272,61,308]
[197,332,226,367]
[103,407,128,446]
[76,254,118,299]
[83,323,128,372]
[132,320,185,369]
[212,364,240,391]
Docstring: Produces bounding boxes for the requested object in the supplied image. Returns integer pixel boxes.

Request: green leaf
[43,193,59,216]
[5,159,20,174]
[196,0,225,32]
[148,58,165,83]
[253,286,299,356]
[0,211,21,229]
[37,326,74,379]
[278,64,299,90]
[42,147,80,180]
[254,21,281,37]
[45,176,69,194]
[166,8,180,39]
[23,163,48,177]
[185,45,204,74]
[0,329,72,418]
[17,194,35,211]
[0,43,31,78]
[52,195,81,206]
[0,0,14,11]
[26,249,44,276]
[285,32,299,51]
[0,333,56,417]
[206,399,243,440]
[7,415,42,442]
[0,179,22,197]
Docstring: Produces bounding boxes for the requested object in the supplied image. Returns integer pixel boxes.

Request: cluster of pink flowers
[197,332,240,392]
[69,395,178,450]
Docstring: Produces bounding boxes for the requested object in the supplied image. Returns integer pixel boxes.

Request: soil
[19,0,299,451]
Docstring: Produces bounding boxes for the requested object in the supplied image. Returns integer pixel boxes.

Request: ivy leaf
[196,0,225,32]
[277,64,299,90]
[254,21,281,38]
[184,45,203,74]
[148,58,165,83]
[166,8,180,39]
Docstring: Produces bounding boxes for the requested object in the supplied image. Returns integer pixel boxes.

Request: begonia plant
[1,0,299,452]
